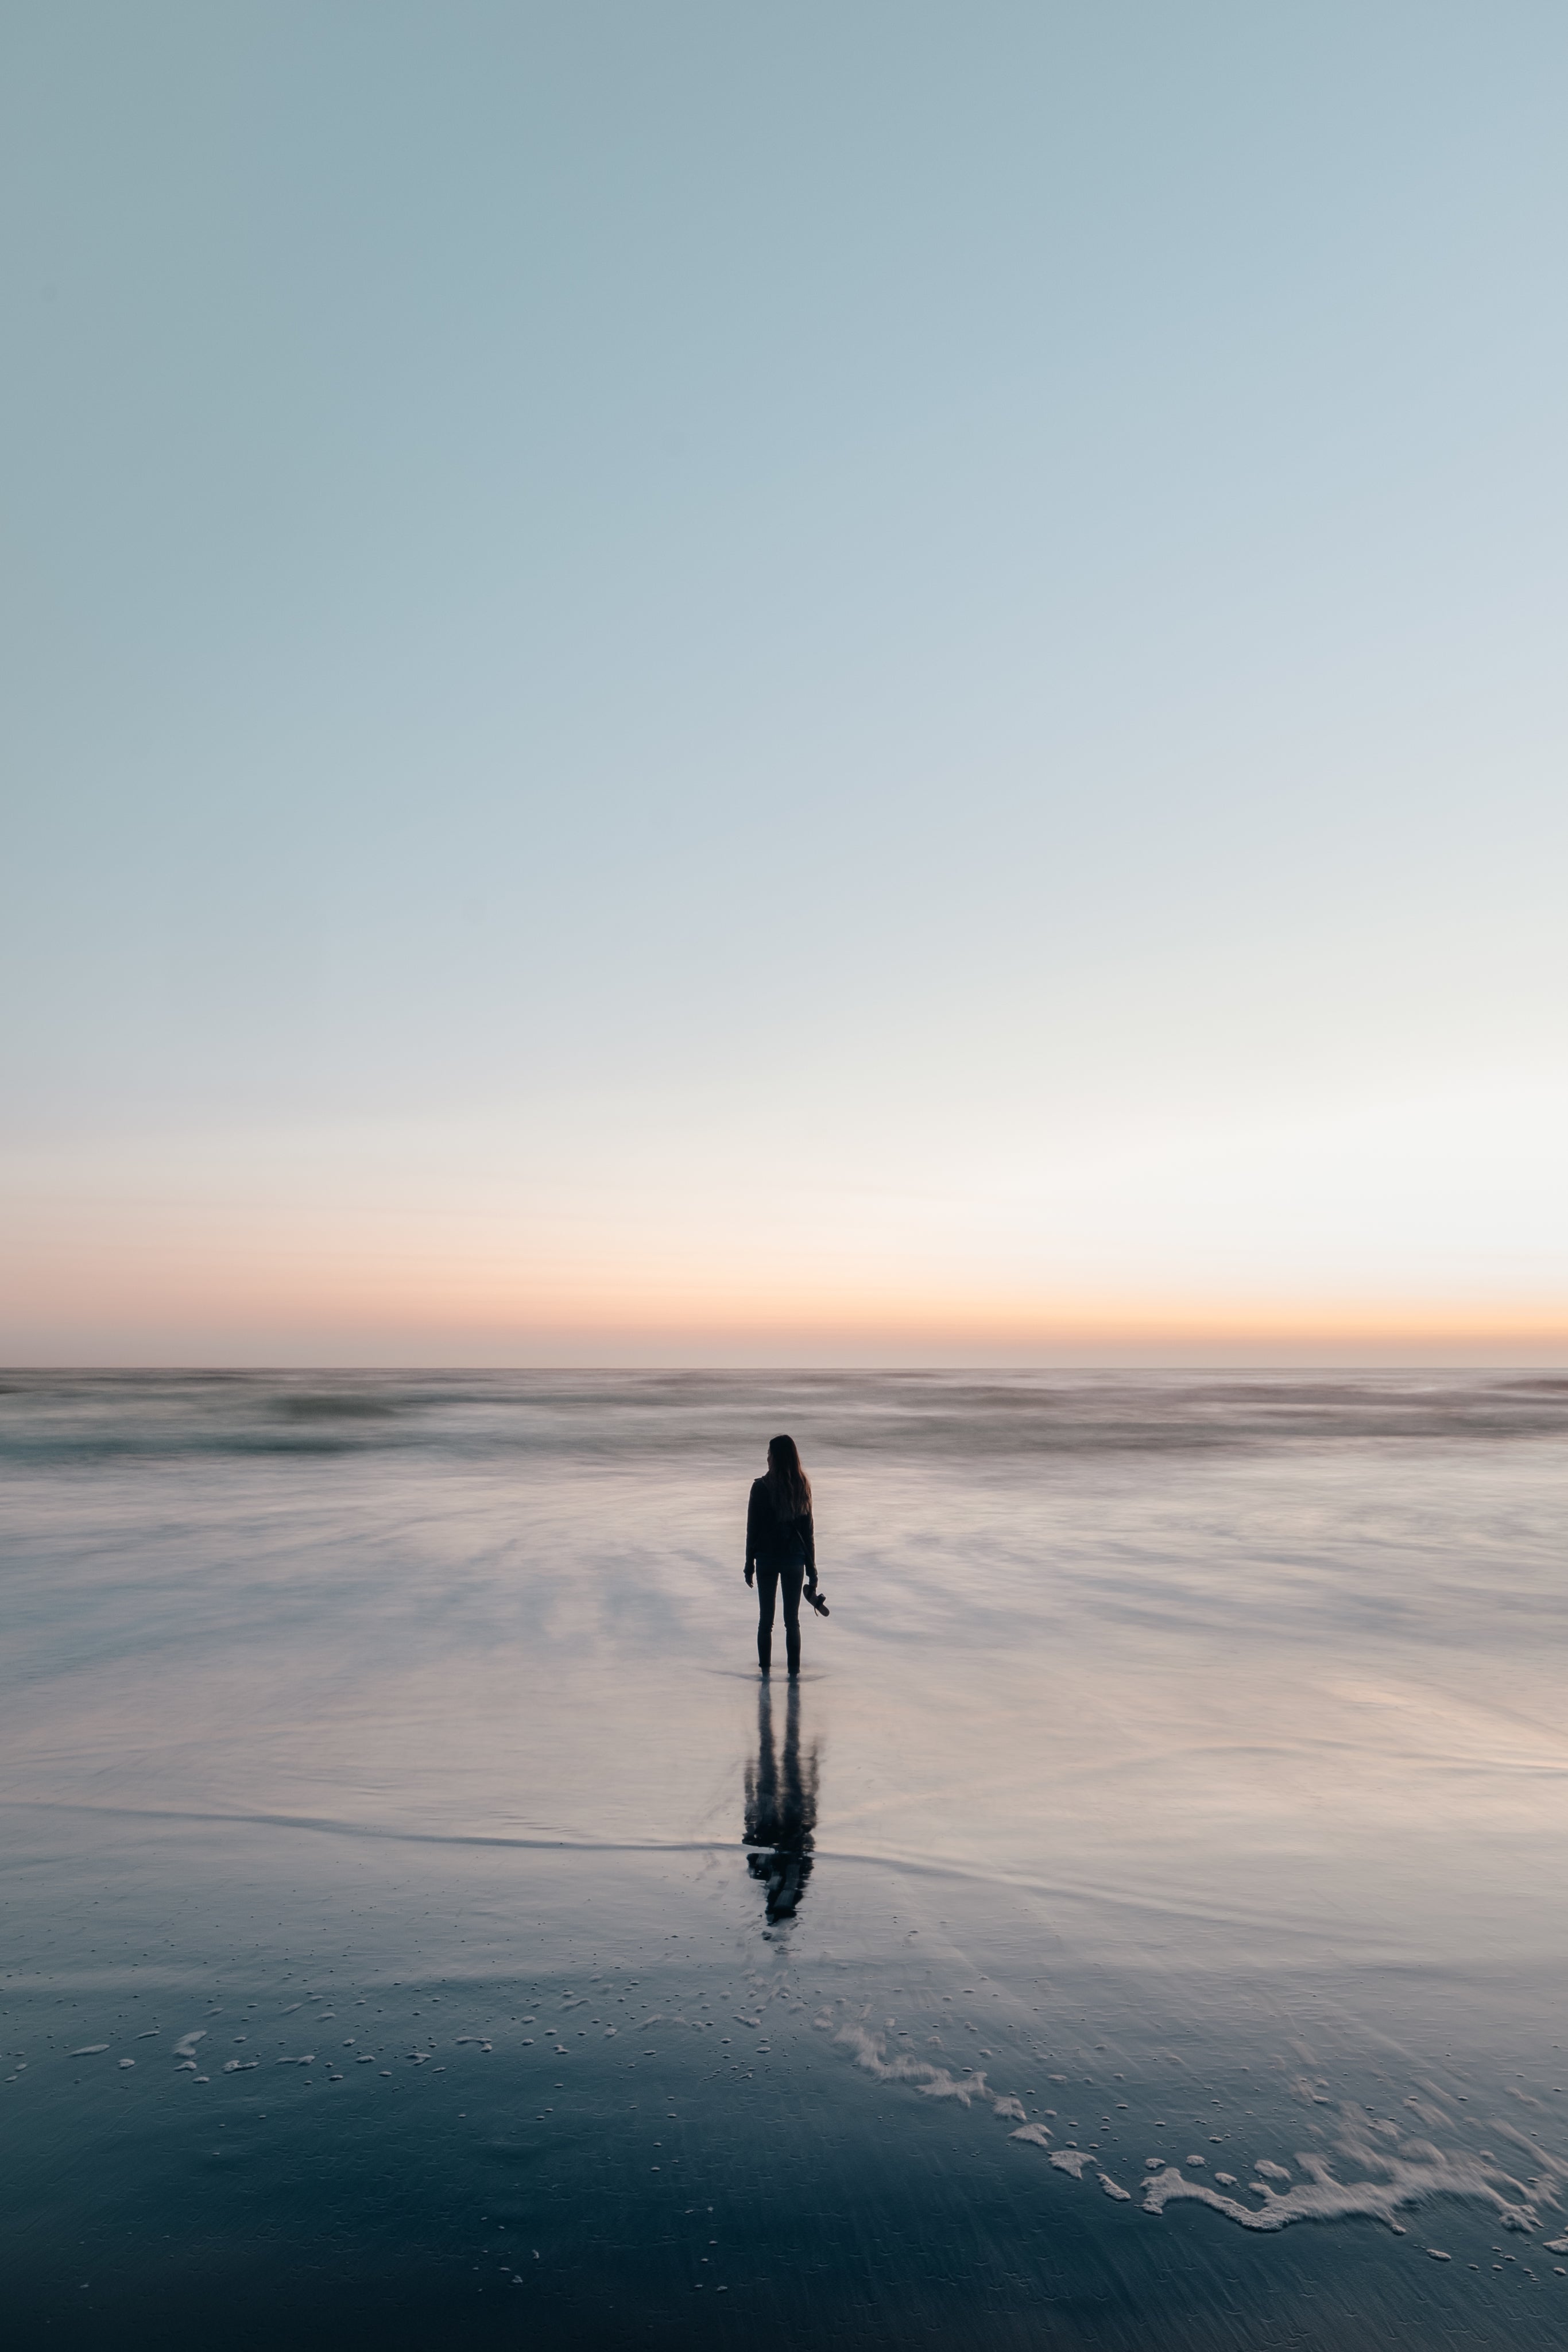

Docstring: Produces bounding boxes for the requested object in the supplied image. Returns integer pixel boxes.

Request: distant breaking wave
[2,1368,1566,1467]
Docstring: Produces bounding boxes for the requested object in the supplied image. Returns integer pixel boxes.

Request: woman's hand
[744,1564,754,1587]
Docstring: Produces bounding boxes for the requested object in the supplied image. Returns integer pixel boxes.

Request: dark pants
[756,1558,804,1675]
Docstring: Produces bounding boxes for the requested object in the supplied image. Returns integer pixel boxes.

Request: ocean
[3,1368,1566,2347]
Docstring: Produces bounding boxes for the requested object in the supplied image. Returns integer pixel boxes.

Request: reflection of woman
[744,1434,818,1677]
[744,1678,819,1923]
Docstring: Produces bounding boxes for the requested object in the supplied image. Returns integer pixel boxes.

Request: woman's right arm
[744,1481,759,1583]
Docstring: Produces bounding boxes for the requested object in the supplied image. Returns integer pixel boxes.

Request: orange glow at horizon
[6,1074,1565,1365]
[7,1232,1566,1364]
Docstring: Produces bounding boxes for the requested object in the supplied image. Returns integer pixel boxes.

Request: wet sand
[3,1370,1567,2346]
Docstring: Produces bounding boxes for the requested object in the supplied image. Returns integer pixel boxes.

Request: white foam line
[1141,2147,1542,2236]
[1015,2134,1129,2200]
[835,2024,1010,2111]
[1012,2096,1568,2246]
[834,2005,1053,2129]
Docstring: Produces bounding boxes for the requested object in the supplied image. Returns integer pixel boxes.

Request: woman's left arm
[802,1509,817,1588]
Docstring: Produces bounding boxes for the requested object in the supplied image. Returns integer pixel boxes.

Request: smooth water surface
[3,1370,1567,2347]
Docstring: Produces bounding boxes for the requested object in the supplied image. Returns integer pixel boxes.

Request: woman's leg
[780,1560,804,1676]
[756,1564,780,1673]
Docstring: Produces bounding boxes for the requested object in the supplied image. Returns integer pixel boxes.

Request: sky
[3,1,1566,1365]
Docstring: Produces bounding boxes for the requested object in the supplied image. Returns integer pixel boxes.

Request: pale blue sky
[4,3,1566,1359]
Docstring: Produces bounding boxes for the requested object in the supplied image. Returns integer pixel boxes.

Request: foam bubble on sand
[1543,2237,1568,2254]
[118,2059,135,2069]
[71,2045,108,2057]
[1428,2248,1451,2260]
[1011,2124,1052,2150]
[993,2096,1026,2122]
[1255,2161,1291,2180]
[223,2060,258,2074]
[1050,2151,1095,2179]
[1099,2173,1132,2201]
[920,2069,992,2107]
[173,2032,206,2057]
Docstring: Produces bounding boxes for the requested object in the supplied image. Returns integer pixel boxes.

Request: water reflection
[743,1679,820,1926]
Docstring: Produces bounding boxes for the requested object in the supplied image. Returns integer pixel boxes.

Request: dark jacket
[746,1477,816,1583]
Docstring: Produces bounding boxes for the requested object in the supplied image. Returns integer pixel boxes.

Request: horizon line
[5,1358,1565,1375]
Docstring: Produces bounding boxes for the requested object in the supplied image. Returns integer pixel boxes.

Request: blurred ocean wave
[2,1365,1566,1466]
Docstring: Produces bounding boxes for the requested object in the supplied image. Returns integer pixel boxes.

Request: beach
[3,1369,1567,2347]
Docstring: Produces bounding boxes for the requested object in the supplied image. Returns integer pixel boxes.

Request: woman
[744,1434,820,1677]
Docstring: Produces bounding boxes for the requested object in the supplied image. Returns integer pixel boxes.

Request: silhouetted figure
[744,1434,820,1676]
[744,1677,819,1924]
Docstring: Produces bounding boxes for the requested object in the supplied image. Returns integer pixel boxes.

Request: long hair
[765,1434,812,1518]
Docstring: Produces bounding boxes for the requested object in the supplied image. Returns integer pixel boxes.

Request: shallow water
[3,1369,1567,2347]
